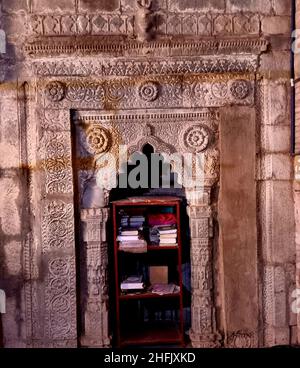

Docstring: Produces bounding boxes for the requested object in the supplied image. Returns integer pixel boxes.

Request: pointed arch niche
[75,109,220,347]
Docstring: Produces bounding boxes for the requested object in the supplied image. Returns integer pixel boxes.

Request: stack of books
[121,276,145,292]
[120,214,145,229]
[149,283,180,295]
[117,214,146,253]
[158,225,177,246]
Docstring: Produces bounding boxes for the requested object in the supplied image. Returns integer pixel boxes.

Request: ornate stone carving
[40,131,73,194]
[204,148,220,184]
[45,81,65,102]
[78,110,219,124]
[44,256,77,341]
[183,77,254,107]
[135,0,154,42]
[43,77,254,109]
[34,61,100,77]
[183,125,211,152]
[227,331,255,348]
[81,208,111,347]
[25,38,268,58]
[189,220,220,347]
[40,109,70,131]
[138,81,159,101]
[211,82,228,99]
[28,13,261,38]
[105,81,126,103]
[85,126,112,155]
[34,57,259,77]
[192,82,209,100]
[85,83,105,103]
[42,201,74,253]
[187,184,219,347]
[66,81,86,102]
[128,124,175,155]
[230,79,251,100]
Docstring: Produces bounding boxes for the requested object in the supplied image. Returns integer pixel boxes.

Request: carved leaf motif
[42,201,74,252]
[66,81,86,101]
[85,83,105,102]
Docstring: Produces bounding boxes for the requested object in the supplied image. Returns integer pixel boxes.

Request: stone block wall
[0,0,297,347]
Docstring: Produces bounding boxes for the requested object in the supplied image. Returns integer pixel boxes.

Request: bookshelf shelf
[119,292,181,301]
[112,196,185,347]
[118,245,179,252]
[120,322,182,347]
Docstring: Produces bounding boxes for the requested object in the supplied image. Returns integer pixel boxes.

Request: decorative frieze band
[76,110,220,123]
[34,56,259,77]
[28,13,261,38]
[43,77,255,109]
[25,37,268,58]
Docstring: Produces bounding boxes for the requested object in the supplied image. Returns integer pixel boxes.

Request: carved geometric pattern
[34,57,259,77]
[183,78,254,108]
[42,201,75,253]
[190,218,211,239]
[40,131,73,194]
[230,79,251,100]
[189,207,217,347]
[183,125,211,152]
[26,38,268,58]
[81,208,111,347]
[211,81,228,99]
[77,110,219,124]
[138,81,159,102]
[85,126,112,154]
[45,81,66,102]
[44,256,77,340]
[29,13,261,37]
[44,77,254,109]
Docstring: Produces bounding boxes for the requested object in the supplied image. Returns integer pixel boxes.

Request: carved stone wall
[0,0,297,348]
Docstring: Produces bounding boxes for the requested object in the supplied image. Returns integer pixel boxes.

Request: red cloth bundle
[148,213,177,226]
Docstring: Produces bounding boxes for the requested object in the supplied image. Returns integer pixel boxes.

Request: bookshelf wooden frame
[112,197,185,347]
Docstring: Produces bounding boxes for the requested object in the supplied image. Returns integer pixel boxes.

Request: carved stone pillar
[80,208,110,347]
[187,188,220,347]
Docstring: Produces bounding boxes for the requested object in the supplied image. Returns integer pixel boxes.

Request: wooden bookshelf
[119,292,181,301]
[112,196,185,347]
[120,322,182,347]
